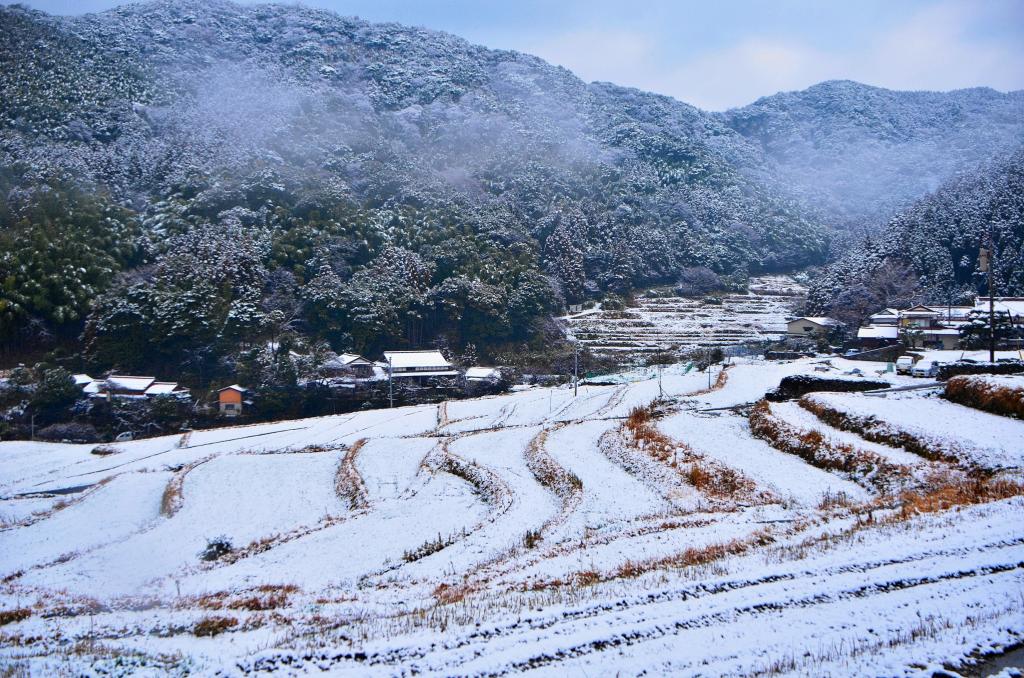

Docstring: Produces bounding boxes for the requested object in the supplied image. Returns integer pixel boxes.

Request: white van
[895,356,915,375]
[911,360,939,378]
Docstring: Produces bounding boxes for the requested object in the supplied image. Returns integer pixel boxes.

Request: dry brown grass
[688,367,729,396]
[192,615,238,637]
[749,400,911,493]
[897,472,1024,519]
[799,396,960,465]
[432,582,477,605]
[194,584,299,612]
[525,428,584,502]
[945,375,1024,419]
[613,531,772,580]
[622,404,757,500]
[160,474,185,518]
[524,530,773,592]
[160,457,213,517]
[335,438,369,510]
[0,608,31,626]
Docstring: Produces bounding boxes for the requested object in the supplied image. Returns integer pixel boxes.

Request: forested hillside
[808,148,1024,320]
[1,0,1021,379]
[724,80,1024,232]
[0,0,827,372]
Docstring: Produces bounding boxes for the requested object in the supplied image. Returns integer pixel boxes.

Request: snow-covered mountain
[808,147,1024,314]
[724,80,1024,231]
[1,0,1021,364]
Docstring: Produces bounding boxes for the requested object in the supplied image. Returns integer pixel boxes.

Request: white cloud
[522,28,657,88]
[524,1,1024,110]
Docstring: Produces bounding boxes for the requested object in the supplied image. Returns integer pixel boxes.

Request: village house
[786,316,842,338]
[855,325,900,350]
[853,301,998,352]
[894,305,961,349]
[77,374,191,400]
[321,353,377,380]
[975,297,1024,325]
[217,385,247,417]
[465,366,502,383]
[383,350,460,383]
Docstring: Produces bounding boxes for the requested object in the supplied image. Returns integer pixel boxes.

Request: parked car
[911,360,939,378]
[895,356,915,375]
[114,431,134,442]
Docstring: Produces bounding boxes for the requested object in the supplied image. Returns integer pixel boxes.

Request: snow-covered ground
[805,390,1024,469]
[1,356,1022,676]
[563,275,806,355]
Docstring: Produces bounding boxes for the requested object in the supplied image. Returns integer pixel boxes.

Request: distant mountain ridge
[723,79,1024,230]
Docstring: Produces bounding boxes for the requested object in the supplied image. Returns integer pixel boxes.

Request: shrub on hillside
[937,360,1024,381]
[36,422,98,443]
[766,375,889,401]
[944,375,1024,419]
[199,536,234,562]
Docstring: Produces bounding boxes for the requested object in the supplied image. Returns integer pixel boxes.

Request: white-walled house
[383,350,459,382]
[76,374,190,400]
[786,317,842,338]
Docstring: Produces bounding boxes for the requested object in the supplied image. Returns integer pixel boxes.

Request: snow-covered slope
[1,356,1021,675]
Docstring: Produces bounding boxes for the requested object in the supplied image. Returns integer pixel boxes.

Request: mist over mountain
[1,0,1022,371]
[808,147,1024,319]
[724,80,1024,232]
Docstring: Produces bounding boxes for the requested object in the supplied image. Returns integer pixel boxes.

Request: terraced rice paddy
[1,360,1022,676]
[564,275,807,355]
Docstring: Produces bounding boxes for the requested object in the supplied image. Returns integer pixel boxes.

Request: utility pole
[573,341,580,398]
[387,356,394,408]
[981,229,996,364]
[30,414,35,441]
[657,363,664,400]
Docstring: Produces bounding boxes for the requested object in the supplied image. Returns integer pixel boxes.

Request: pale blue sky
[7,0,1024,109]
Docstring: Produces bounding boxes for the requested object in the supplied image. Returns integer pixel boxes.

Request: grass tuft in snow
[193,615,238,637]
[0,608,31,626]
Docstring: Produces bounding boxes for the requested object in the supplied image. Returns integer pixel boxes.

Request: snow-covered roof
[975,298,1024,318]
[939,306,975,320]
[325,353,374,368]
[465,367,501,380]
[218,384,246,393]
[899,305,940,317]
[72,373,93,385]
[83,381,101,394]
[383,350,452,370]
[873,308,898,316]
[144,382,187,396]
[857,326,898,339]
[105,375,155,392]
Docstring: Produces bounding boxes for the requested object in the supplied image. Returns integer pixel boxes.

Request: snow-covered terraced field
[804,391,1024,470]
[1,357,1022,676]
[564,275,806,354]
